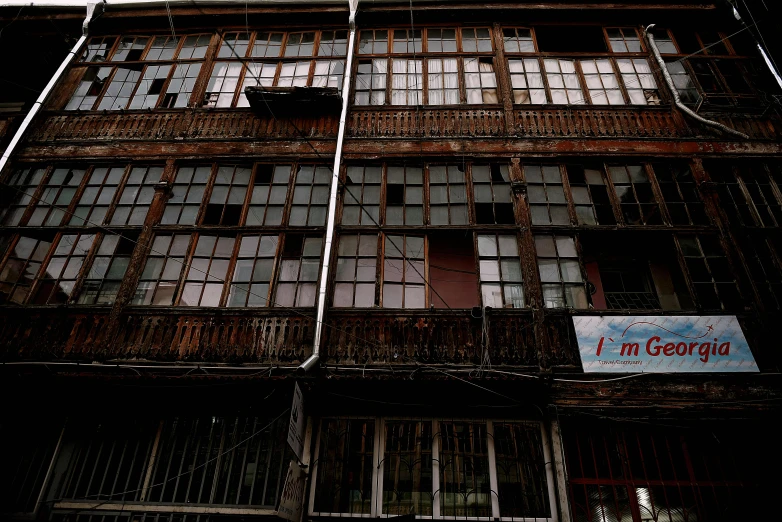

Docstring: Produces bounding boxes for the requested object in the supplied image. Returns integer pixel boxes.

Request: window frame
[308,417,559,522]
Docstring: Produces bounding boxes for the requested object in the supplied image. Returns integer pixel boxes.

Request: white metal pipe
[298,0,358,374]
[644,24,748,140]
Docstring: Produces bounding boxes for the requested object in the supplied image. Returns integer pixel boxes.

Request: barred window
[133,234,190,305]
[312,418,554,520]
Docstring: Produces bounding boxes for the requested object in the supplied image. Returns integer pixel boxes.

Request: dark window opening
[162,93,178,107]
[535,26,607,53]
[125,49,144,61]
[386,183,404,206]
[149,77,166,95]
[566,163,616,226]
[429,233,478,309]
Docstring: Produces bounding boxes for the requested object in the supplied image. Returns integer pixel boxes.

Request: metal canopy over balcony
[245,86,342,117]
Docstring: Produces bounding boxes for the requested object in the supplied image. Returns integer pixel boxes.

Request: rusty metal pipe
[644,24,748,140]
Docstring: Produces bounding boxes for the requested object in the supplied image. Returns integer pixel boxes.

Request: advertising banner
[573,315,758,373]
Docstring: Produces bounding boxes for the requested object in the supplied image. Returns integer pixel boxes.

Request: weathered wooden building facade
[1,0,781,521]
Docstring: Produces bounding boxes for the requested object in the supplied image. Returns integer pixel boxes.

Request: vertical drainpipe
[0,1,103,176]
[298,0,359,374]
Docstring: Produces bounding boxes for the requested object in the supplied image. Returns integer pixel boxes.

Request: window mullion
[486,420,500,519]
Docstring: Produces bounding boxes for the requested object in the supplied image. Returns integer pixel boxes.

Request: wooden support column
[492,23,516,134]
[103,159,176,347]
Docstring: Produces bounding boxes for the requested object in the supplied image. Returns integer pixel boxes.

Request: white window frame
[308,417,559,522]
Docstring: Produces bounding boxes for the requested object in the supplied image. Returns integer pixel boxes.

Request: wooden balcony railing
[0,308,314,363]
[321,310,542,367]
[348,107,507,138]
[26,109,339,143]
[513,107,685,138]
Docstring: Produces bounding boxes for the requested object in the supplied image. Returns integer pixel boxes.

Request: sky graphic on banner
[573,315,759,373]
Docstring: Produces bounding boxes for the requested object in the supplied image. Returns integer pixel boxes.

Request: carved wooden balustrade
[0,308,314,363]
[26,109,339,143]
[348,107,507,138]
[513,107,686,138]
[321,310,544,367]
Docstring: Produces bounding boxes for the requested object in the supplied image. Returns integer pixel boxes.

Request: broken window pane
[354,59,387,105]
[246,164,291,226]
[77,234,136,305]
[290,165,330,226]
[133,234,190,305]
[127,64,171,109]
[80,36,116,62]
[98,66,143,110]
[535,235,587,309]
[386,165,423,225]
[65,66,111,110]
[112,36,150,61]
[0,235,51,304]
[478,234,524,308]
[429,165,468,225]
[162,63,201,108]
[275,235,322,307]
[617,58,659,105]
[342,166,381,226]
[202,165,252,226]
[146,36,180,61]
[180,235,235,307]
[70,166,124,226]
[358,29,389,54]
[473,164,514,224]
[334,234,377,307]
[228,235,278,307]
[566,163,615,226]
[205,61,243,107]
[525,165,569,225]
[178,34,212,59]
[161,166,210,225]
[383,235,425,308]
[27,167,86,227]
[607,165,662,225]
[33,233,96,305]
